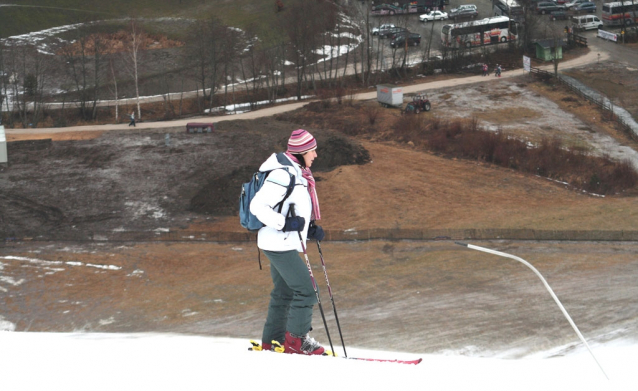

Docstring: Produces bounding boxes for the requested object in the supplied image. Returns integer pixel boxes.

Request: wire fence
[529,66,636,138]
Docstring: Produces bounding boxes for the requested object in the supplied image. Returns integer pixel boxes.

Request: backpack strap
[256,233,262,270]
[255,153,295,270]
[274,173,295,214]
[273,152,296,214]
[275,152,293,167]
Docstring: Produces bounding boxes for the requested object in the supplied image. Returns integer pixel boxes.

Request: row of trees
[0,19,146,128]
[0,1,366,127]
[0,0,586,128]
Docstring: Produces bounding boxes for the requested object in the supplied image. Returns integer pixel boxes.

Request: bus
[493,0,524,20]
[394,0,448,10]
[441,16,518,48]
[601,1,638,27]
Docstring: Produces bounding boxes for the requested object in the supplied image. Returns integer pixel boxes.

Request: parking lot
[360,0,608,61]
[363,0,506,54]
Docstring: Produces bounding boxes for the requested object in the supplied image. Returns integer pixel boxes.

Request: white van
[571,15,603,31]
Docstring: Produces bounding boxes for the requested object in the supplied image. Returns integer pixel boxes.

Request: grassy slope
[0,0,294,38]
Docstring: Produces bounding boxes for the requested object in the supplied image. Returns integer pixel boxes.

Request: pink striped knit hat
[287,129,317,154]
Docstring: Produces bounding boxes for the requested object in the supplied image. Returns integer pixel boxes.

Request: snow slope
[0,332,635,391]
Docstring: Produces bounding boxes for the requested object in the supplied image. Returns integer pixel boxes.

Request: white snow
[0,332,635,391]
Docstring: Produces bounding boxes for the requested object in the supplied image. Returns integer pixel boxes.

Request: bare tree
[184,18,226,113]
[219,26,241,111]
[125,19,143,121]
[6,45,49,127]
[260,40,287,104]
[10,46,31,127]
[0,41,7,121]
[355,6,376,86]
[539,19,565,76]
[108,56,120,123]
[90,33,103,121]
[186,20,210,112]
[59,23,102,121]
[239,25,265,110]
[2,45,18,127]
[282,1,340,99]
[282,2,319,99]
[517,0,544,51]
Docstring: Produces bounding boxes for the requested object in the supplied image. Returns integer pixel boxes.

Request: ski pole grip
[289,203,296,217]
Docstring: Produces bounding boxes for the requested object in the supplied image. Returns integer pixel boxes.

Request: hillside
[0,0,302,38]
[2,76,638,241]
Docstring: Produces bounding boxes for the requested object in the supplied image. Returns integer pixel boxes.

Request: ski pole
[455,242,609,381]
[289,204,336,356]
[316,240,348,358]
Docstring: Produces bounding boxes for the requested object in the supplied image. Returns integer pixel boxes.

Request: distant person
[128,112,136,127]
[482,63,488,76]
[495,64,502,78]
[250,129,326,355]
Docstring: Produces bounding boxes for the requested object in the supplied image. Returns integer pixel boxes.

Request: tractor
[402,94,431,114]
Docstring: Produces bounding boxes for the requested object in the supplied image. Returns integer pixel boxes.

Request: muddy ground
[2,62,638,355]
[0,121,368,238]
[2,240,637,357]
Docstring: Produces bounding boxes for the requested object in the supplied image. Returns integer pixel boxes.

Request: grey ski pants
[261,249,317,344]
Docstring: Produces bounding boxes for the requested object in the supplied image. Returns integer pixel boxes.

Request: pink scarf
[285,152,321,221]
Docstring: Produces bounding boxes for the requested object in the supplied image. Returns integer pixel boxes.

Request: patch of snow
[124,201,166,220]
[98,317,116,326]
[127,269,144,277]
[0,276,25,286]
[0,316,16,331]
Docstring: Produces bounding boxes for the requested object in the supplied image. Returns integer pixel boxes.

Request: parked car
[450,7,479,20]
[564,0,588,9]
[372,23,396,36]
[536,1,566,14]
[390,33,422,48]
[379,26,408,39]
[571,14,603,30]
[550,10,569,20]
[370,3,402,15]
[419,10,449,22]
[450,4,477,13]
[573,2,596,14]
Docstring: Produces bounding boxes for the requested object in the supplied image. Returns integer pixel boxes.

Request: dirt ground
[2,59,638,355]
[562,49,638,121]
[2,240,637,357]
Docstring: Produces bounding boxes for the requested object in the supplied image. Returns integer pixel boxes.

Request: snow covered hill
[0,332,634,391]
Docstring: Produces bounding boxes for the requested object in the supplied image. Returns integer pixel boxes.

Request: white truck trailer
[376,84,403,108]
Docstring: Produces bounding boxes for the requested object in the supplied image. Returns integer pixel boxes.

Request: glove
[307,221,325,241]
[283,216,305,232]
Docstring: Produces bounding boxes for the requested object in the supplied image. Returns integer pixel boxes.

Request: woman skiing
[250,129,326,355]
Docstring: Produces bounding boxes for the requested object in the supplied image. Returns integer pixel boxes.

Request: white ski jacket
[249,153,312,252]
